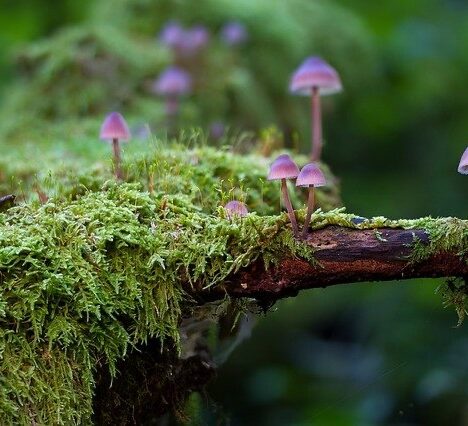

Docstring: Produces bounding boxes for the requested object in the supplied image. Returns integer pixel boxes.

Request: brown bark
[200,226,467,301]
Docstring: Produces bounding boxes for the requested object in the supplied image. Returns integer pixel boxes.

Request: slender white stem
[302,186,315,239]
[281,179,299,238]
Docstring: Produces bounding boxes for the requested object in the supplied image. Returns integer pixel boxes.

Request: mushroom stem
[302,185,315,239]
[311,86,322,161]
[281,179,299,237]
[112,138,123,180]
[166,96,179,136]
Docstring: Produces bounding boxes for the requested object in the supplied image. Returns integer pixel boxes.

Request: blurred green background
[0,0,467,424]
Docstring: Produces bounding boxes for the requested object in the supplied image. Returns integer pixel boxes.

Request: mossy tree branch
[0,179,465,423]
[200,226,468,301]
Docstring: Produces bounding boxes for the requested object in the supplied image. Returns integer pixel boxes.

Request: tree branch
[202,226,467,301]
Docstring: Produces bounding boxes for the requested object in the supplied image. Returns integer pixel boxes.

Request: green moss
[0,181,290,423]
[0,138,341,214]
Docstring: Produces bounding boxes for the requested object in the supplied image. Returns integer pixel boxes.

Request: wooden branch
[201,226,467,301]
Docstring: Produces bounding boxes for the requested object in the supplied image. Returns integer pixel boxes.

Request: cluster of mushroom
[268,154,325,239]
[158,20,248,58]
[152,20,249,132]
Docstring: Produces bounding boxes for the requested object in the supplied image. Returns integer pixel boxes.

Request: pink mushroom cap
[158,21,186,49]
[458,147,468,175]
[224,200,249,218]
[100,112,131,141]
[221,21,248,45]
[267,155,300,180]
[296,163,326,187]
[289,56,342,96]
[152,66,192,97]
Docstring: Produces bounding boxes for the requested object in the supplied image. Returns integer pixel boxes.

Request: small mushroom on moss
[290,57,342,161]
[100,112,131,180]
[267,154,300,237]
[224,200,248,219]
[152,66,192,131]
[458,147,468,174]
[296,163,326,239]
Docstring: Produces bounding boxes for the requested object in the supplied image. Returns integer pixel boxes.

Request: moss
[0,177,466,424]
[0,180,291,423]
[0,138,465,423]
[0,138,341,213]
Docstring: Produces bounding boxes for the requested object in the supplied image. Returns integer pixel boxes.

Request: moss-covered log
[0,181,466,424]
[208,226,468,301]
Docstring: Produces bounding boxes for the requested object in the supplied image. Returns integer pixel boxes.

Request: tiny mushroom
[267,154,300,237]
[209,121,225,141]
[152,66,192,121]
[290,56,342,161]
[100,112,131,180]
[458,147,468,174]
[224,200,249,220]
[296,163,326,239]
[182,25,210,55]
[158,21,185,49]
[221,21,248,46]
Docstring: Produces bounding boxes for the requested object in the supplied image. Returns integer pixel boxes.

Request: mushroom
[158,21,186,50]
[458,147,468,174]
[100,112,131,180]
[224,200,249,220]
[221,21,248,46]
[152,66,192,130]
[267,154,300,237]
[209,121,225,141]
[289,56,342,161]
[296,163,326,239]
[182,26,210,55]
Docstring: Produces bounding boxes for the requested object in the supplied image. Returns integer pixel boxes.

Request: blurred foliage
[0,25,169,138]
[0,0,374,144]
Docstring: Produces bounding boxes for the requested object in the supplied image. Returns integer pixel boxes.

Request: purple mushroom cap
[209,121,225,140]
[152,67,192,97]
[186,26,210,50]
[296,163,326,187]
[221,21,248,45]
[158,21,186,49]
[175,25,210,56]
[290,56,342,96]
[458,147,468,175]
[267,155,300,180]
[100,112,131,141]
[224,200,249,218]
